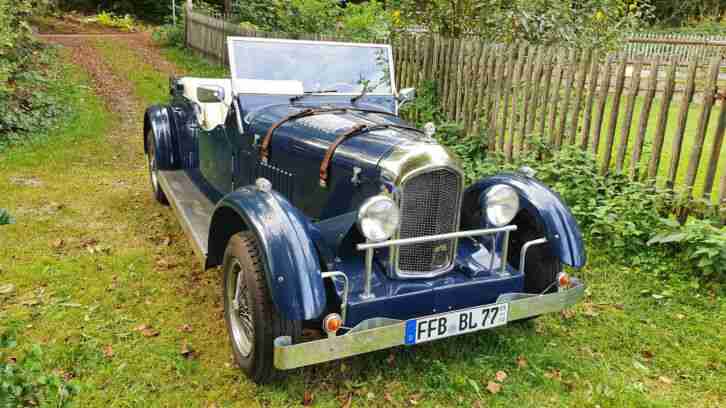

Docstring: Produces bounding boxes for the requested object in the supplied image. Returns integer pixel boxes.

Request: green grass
[161,46,229,78]
[1,38,724,407]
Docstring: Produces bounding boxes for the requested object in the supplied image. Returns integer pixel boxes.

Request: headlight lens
[357,195,400,242]
[483,185,520,226]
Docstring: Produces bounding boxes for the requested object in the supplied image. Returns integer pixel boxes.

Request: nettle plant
[0,209,13,225]
[649,218,726,281]
[0,330,78,407]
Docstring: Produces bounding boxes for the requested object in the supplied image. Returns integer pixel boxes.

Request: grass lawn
[1,38,724,407]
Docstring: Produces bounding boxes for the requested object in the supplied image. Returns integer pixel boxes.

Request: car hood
[244,103,436,172]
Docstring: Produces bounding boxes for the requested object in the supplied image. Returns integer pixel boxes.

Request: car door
[199,120,235,197]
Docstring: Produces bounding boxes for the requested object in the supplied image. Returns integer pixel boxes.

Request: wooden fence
[185,9,726,214]
[621,32,726,59]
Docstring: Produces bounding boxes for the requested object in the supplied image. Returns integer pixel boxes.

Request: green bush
[649,218,726,281]
[395,0,651,48]
[0,330,79,407]
[0,209,13,225]
[1,0,66,143]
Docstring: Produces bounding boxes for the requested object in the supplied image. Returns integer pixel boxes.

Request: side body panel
[467,173,587,268]
[208,186,326,321]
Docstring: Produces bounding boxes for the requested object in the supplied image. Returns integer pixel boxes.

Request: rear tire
[222,232,302,384]
[146,130,168,205]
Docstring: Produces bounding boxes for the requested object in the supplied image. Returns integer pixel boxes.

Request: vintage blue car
[143,37,586,383]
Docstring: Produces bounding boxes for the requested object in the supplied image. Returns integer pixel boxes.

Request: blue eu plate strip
[404,320,417,345]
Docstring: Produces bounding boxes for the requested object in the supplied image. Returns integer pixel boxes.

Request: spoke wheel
[222,232,302,383]
[226,259,254,357]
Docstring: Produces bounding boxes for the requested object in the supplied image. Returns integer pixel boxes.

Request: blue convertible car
[144,37,586,383]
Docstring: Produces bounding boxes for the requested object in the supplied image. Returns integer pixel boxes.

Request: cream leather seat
[179,77,233,131]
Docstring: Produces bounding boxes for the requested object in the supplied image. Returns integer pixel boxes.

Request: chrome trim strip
[519,238,548,276]
[273,278,585,370]
[357,226,517,251]
[321,271,349,323]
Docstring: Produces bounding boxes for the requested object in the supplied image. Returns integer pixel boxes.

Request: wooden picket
[186,9,726,217]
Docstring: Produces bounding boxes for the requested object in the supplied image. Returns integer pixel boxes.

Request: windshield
[228,38,393,95]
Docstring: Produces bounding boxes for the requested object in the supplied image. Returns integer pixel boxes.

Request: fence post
[666,59,698,189]
[600,58,627,175]
[615,58,642,173]
[647,59,677,180]
[702,90,726,200]
[683,57,722,197]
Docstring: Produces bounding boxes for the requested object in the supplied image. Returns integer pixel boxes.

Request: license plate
[404,303,509,345]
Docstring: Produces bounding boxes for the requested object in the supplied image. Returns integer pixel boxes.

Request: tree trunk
[224,0,232,15]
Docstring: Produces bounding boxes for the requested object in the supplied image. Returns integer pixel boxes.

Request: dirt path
[0,33,264,406]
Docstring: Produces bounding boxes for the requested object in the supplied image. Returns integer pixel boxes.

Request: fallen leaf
[486,381,501,394]
[134,324,159,337]
[495,370,508,382]
[142,328,159,337]
[544,369,561,380]
[179,324,193,333]
[181,342,196,359]
[560,309,576,319]
[641,350,654,360]
[0,284,15,295]
[384,392,393,402]
[658,376,673,385]
[103,344,114,359]
[340,394,352,408]
[409,393,422,405]
[516,355,528,368]
[51,239,64,249]
[302,390,314,406]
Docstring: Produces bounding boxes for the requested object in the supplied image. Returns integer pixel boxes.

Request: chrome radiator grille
[396,167,463,275]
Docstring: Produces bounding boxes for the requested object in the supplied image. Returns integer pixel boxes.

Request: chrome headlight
[357,195,400,242]
[483,185,520,227]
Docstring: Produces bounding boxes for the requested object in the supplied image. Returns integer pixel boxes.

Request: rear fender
[143,105,177,170]
[466,173,586,268]
[206,186,326,321]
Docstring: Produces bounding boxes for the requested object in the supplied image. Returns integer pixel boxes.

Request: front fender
[208,186,326,321]
[143,105,177,170]
[467,173,586,268]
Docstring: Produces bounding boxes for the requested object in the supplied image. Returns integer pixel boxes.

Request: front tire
[222,232,302,384]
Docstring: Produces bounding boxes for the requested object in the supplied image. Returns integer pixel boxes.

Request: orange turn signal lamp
[557,272,571,289]
[322,313,343,334]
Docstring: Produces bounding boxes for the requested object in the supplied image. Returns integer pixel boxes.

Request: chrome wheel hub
[227,260,253,357]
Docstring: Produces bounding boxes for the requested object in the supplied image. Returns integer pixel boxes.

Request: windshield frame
[227,37,397,97]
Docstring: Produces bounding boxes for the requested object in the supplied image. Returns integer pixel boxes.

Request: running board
[157,170,214,267]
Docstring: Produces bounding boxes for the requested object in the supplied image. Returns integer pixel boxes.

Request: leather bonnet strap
[319,124,375,188]
[259,107,349,163]
[259,108,314,163]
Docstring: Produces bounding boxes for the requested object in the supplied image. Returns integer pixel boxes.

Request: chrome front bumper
[273,278,585,370]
